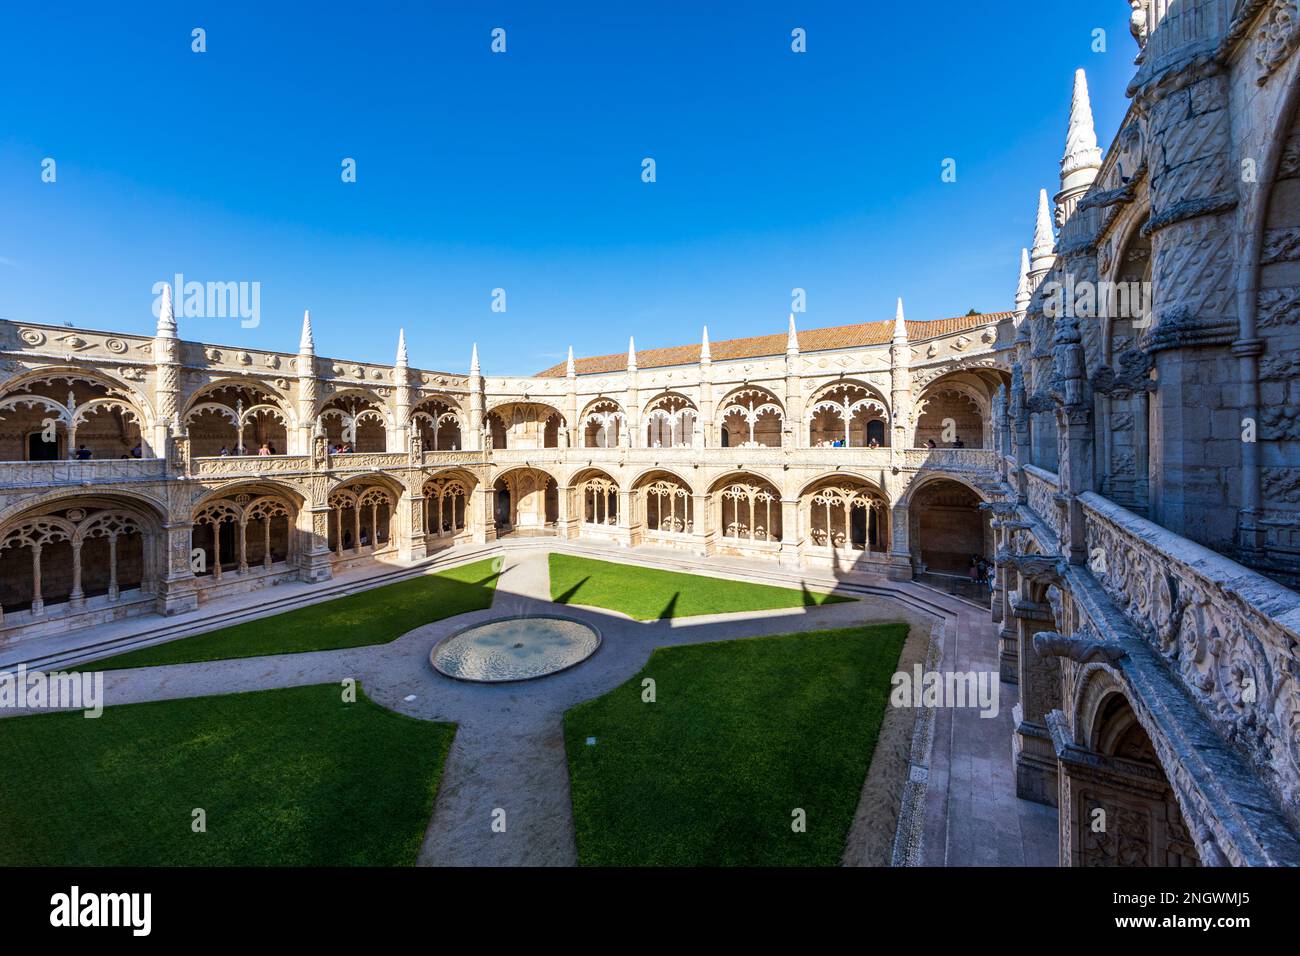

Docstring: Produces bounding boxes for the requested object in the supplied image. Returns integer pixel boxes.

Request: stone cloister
[0,295,1012,638]
[0,0,1298,870]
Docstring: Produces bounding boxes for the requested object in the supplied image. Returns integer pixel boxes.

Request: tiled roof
[536,313,1012,377]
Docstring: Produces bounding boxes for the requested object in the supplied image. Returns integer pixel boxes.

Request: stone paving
[1,546,1058,866]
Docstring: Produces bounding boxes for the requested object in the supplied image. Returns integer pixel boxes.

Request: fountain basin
[430,615,601,683]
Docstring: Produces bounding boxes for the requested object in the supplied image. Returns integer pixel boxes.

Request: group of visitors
[923,438,967,449]
[218,442,277,457]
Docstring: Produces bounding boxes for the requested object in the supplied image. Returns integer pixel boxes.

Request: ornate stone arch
[642,392,698,448]
[717,385,785,448]
[1066,667,1207,867]
[423,468,476,537]
[189,482,304,578]
[635,468,695,535]
[806,379,889,447]
[579,397,626,448]
[0,366,154,460]
[492,465,559,530]
[571,467,620,526]
[183,380,294,457]
[485,401,566,449]
[799,473,889,552]
[708,470,783,543]
[410,396,463,451]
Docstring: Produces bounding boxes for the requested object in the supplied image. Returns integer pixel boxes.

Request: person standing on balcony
[75,444,92,460]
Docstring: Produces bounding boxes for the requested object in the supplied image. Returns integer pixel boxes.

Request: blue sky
[1,1,1135,375]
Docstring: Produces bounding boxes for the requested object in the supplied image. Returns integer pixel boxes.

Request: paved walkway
[1,545,1058,866]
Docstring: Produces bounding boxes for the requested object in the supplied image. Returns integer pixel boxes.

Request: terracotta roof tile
[536,313,1011,377]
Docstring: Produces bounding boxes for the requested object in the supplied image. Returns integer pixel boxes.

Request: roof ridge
[535,312,1009,377]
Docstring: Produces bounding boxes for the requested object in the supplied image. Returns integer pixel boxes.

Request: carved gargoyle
[979,500,1020,518]
[996,550,1068,584]
[1032,630,1128,666]
[1091,347,1156,397]
[1024,390,1056,413]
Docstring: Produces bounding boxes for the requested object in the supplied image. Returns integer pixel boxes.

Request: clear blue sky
[0,1,1135,375]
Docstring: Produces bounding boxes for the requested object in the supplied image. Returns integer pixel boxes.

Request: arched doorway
[494,468,558,533]
[1062,689,1201,866]
[908,478,990,597]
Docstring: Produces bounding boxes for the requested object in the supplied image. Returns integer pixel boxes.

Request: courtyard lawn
[0,683,454,866]
[548,553,851,620]
[564,623,908,866]
[77,557,501,670]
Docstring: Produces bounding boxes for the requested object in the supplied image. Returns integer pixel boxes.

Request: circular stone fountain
[430,615,601,683]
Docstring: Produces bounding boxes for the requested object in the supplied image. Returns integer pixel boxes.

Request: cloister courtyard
[0,543,1055,867]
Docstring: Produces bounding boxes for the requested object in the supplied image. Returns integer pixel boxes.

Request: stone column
[1012,586,1062,806]
[778,497,800,567]
[690,492,712,556]
[886,500,912,580]
[154,522,199,615]
[297,484,335,583]
[399,490,427,561]
[556,485,578,539]
[618,488,639,546]
[474,485,496,543]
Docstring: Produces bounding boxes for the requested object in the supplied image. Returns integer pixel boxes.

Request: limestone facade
[0,298,1013,642]
[999,0,1300,867]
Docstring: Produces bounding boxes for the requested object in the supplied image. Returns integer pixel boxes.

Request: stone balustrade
[1079,491,1300,819]
[1022,464,1065,546]
[0,446,1000,490]
[0,457,167,490]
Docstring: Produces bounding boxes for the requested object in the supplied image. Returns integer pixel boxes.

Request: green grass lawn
[78,557,501,670]
[564,623,907,866]
[549,553,851,620]
[0,683,454,865]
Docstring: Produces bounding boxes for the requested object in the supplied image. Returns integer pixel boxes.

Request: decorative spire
[1061,68,1102,183]
[627,336,637,372]
[395,328,408,367]
[786,313,799,353]
[700,325,711,363]
[470,343,480,376]
[1015,248,1031,313]
[156,283,176,338]
[1033,189,1055,255]
[892,298,908,342]
[299,309,314,353]
[1030,189,1057,281]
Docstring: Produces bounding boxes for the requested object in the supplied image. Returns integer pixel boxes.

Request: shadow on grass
[553,575,592,606]
[655,591,680,621]
[74,557,504,671]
